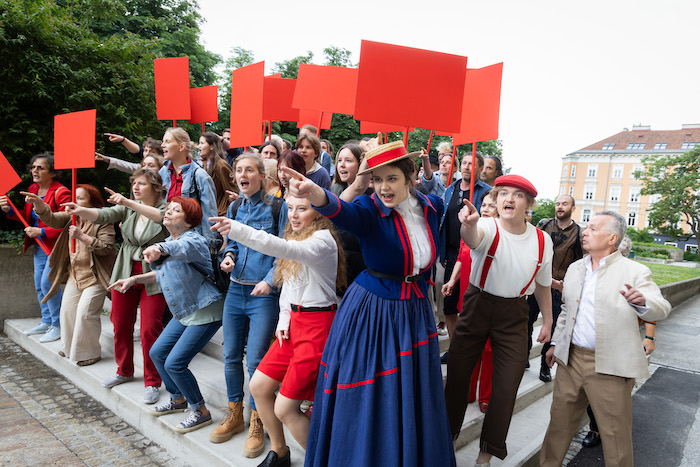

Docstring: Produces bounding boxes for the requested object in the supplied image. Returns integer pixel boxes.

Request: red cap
[494,174,537,197]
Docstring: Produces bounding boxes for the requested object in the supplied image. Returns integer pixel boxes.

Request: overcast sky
[197,0,700,199]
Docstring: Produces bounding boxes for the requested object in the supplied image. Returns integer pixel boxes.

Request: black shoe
[525,361,530,369]
[440,351,449,365]
[539,365,552,382]
[582,431,601,448]
[258,448,290,467]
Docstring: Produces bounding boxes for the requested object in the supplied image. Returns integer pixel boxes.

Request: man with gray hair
[540,211,671,467]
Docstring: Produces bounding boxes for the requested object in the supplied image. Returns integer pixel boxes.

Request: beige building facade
[559,124,700,232]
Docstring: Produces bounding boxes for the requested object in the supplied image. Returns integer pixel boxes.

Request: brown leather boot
[243,409,265,458]
[209,401,244,443]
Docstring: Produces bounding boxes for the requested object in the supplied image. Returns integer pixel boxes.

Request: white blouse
[394,194,432,275]
[225,220,339,332]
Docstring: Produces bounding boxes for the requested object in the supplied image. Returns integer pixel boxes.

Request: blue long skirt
[305,282,456,467]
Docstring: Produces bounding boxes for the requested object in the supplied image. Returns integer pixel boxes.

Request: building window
[612,164,623,179]
[610,185,621,202]
[562,165,567,176]
[654,143,668,150]
[571,165,576,177]
[626,143,646,150]
[602,143,615,150]
[582,209,591,223]
[568,186,574,196]
[649,194,661,205]
[629,187,640,203]
[587,164,598,178]
[681,142,699,150]
[628,212,636,227]
[560,185,566,195]
[584,184,595,200]
[632,164,643,179]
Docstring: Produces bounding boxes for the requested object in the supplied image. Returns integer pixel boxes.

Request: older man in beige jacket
[540,211,671,467]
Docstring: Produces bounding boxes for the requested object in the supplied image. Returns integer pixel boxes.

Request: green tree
[323,46,353,67]
[531,198,555,226]
[626,227,654,243]
[271,52,314,79]
[640,148,700,240]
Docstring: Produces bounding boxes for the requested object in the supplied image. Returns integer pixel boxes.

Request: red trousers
[110,261,166,387]
[469,339,493,404]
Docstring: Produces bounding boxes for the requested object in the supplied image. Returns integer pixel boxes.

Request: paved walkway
[0,334,183,467]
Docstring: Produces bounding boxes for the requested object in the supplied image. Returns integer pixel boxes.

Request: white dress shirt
[394,194,432,275]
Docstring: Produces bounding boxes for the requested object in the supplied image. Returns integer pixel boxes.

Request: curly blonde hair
[273,214,347,295]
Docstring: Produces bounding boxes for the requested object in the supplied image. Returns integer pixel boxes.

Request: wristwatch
[644,335,655,341]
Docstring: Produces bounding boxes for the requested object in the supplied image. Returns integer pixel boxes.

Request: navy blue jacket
[314,188,443,300]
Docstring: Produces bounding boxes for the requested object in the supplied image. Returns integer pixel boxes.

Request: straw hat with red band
[358,141,420,175]
[494,174,538,198]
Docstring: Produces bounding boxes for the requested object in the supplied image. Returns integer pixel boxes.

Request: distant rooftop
[576,124,700,152]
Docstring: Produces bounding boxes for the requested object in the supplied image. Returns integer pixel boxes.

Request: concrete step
[5,318,305,467]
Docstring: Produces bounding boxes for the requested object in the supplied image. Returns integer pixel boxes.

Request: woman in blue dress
[282,140,456,467]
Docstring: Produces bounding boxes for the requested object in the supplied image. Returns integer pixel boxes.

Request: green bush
[0,229,24,253]
[633,246,671,259]
[684,251,700,262]
[633,242,677,249]
[627,227,654,243]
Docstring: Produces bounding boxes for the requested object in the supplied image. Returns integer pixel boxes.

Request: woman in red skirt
[210,196,346,467]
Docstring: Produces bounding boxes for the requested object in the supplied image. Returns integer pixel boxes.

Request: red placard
[354,40,467,133]
[292,64,358,115]
[360,121,415,134]
[154,57,191,121]
[263,77,299,122]
[53,109,96,169]
[296,110,332,130]
[0,149,21,195]
[230,61,265,147]
[451,63,503,145]
[189,85,218,124]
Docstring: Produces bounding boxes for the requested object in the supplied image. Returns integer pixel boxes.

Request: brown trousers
[444,285,529,460]
[540,345,635,467]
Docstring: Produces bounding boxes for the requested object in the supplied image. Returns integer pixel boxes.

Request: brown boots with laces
[243,409,265,458]
[209,401,244,443]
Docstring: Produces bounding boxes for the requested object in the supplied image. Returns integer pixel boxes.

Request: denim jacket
[223,190,288,287]
[151,229,222,320]
[159,160,218,245]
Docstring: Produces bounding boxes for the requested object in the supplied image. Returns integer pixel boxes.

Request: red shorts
[257,307,336,401]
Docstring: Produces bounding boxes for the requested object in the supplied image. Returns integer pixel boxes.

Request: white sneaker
[144,386,160,404]
[102,373,134,388]
[39,326,61,343]
[24,322,50,335]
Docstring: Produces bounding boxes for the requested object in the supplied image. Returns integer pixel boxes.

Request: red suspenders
[478,218,545,296]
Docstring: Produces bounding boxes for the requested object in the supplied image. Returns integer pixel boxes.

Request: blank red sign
[230,61,264,147]
[189,86,218,124]
[0,149,21,195]
[263,77,299,122]
[360,121,415,134]
[296,110,332,130]
[354,40,467,132]
[293,64,358,115]
[154,57,191,121]
[54,109,96,170]
[452,63,503,145]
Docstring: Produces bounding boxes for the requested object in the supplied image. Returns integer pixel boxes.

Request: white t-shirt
[469,218,554,298]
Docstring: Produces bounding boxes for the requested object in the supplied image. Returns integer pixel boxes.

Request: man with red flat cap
[444,174,554,467]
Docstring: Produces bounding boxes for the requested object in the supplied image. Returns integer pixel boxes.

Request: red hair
[77,184,105,208]
[169,196,202,227]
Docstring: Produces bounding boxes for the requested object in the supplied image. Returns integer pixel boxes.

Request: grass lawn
[635,260,700,285]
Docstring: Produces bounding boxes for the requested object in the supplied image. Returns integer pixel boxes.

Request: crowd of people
[0,125,671,467]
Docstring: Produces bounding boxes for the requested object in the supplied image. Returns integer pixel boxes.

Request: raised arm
[104,132,141,155]
[20,191,70,229]
[104,187,162,222]
[458,199,485,249]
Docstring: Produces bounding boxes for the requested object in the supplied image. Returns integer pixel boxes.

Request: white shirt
[225,220,338,332]
[394,194,432,275]
[571,254,601,349]
[469,218,554,297]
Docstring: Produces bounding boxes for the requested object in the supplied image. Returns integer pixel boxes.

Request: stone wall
[0,245,40,327]
[660,276,700,308]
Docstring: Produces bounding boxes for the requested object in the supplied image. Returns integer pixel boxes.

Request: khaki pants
[60,280,107,362]
[432,262,446,323]
[444,285,529,459]
[540,345,635,467]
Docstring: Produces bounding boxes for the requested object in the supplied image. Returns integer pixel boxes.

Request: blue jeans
[222,282,279,410]
[149,318,222,411]
[33,246,62,326]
